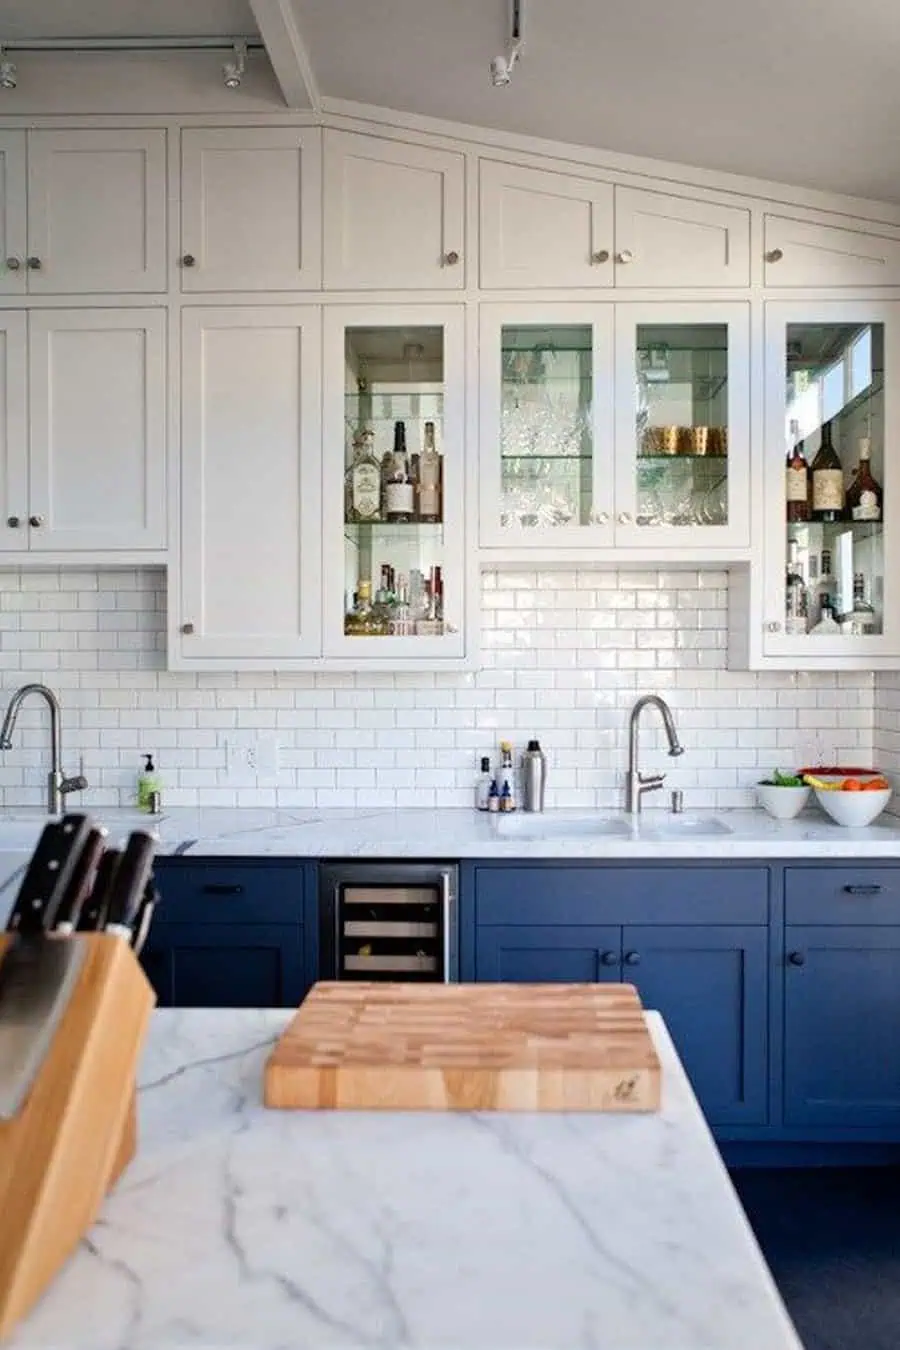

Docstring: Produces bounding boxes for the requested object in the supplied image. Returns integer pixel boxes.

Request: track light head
[222,39,246,89]
[0,48,17,91]
[489,0,524,89]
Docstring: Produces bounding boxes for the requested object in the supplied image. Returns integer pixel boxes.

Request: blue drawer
[785,866,900,926]
[153,860,306,926]
[474,864,768,926]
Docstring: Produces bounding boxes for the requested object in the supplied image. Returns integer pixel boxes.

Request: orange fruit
[842,778,863,791]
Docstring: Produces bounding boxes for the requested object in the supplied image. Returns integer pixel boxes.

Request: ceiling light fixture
[222,39,246,90]
[0,48,17,91]
[490,0,524,88]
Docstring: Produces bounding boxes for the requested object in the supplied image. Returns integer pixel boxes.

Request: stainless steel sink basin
[636,815,733,840]
[494,813,632,840]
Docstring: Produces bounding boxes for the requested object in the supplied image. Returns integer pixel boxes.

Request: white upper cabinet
[0,133,26,295]
[0,311,28,551]
[27,130,167,293]
[177,306,321,665]
[613,187,751,288]
[764,214,900,287]
[323,131,465,290]
[180,128,321,292]
[28,309,166,551]
[479,160,615,289]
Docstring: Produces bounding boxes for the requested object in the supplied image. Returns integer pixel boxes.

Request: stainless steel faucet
[0,683,88,815]
[626,694,684,814]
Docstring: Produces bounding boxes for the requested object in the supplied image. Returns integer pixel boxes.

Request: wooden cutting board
[264,981,660,1112]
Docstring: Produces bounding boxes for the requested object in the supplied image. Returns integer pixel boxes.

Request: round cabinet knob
[443,250,460,266]
[181,254,196,268]
[766,620,782,633]
[591,249,610,264]
[616,249,634,264]
[29,515,43,528]
[788,951,806,967]
[26,256,41,270]
[600,950,619,967]
[624,951,641,967]
[6,515,20,528]
[5,257,20,271]
[181,621,195,635]
[618,511,633,525]
[766,248,784,263]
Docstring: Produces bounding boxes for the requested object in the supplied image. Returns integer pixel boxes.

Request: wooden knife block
[0,934,155,1339]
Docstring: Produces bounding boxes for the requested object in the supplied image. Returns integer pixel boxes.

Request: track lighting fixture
[222,39,246,90]
[0,48,17,91]
[490,0,524,88]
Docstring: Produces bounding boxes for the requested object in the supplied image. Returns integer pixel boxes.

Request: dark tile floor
[730,1168,900,1350]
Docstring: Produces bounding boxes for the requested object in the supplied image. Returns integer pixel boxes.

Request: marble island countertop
[8,1008,801,1350]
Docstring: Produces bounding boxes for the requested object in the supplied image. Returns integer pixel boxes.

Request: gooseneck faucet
[0,683,88,815]
[626,694,684,814]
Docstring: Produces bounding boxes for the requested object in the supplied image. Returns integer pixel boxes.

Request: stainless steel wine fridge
[318,863,458,982]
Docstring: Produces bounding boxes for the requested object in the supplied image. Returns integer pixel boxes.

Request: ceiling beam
[249,0,319,111]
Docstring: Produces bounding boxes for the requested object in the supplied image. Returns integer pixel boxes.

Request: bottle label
[352,464,381,519]
[786,467,808,503]
[385,482,414,516]
[812,469,844,512]
[852,491,881,522]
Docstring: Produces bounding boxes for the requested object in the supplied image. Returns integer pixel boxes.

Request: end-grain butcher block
[264,981,660,1112]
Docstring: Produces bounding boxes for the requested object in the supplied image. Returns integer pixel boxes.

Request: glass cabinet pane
[633,322,730,529]
[499,324,594,529]
[343,325,448,638]
[781,322,885,638]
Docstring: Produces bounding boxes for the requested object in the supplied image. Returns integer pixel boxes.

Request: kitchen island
[7,1009,801,1350]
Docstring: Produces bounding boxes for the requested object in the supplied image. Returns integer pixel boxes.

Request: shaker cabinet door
[0,132,26,295]
[181,128,321,292]
[764,215,900,287]
[614,187,751,288]
[141,923,307,1009]
[475,926,622,983]
[0,310,28,553]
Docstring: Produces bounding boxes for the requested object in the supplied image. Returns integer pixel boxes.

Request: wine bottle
[417,421,442,523]
[384,422,415,523]
[845,436,883,522]
[811,421,844,522]
[785,418,810,523]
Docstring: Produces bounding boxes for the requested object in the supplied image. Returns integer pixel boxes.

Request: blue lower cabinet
[475,925,622,983]
[784,925,900,1130]
[622,925,769,1127]
[141,922,306,1009]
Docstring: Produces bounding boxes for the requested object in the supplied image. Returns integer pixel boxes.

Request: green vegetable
[760,769,804,788]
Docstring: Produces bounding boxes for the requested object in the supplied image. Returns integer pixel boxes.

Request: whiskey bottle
[384,422,415,523]
[785,419,810,523]
[811,420,844,522]
[840,573,876,636]
[785,539,808,636]
[845,436,883,522]
[345,429,381,523]
[417,421,442,523]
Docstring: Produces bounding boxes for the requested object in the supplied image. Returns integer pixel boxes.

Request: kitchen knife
[104,831,156,940]
[76,848,121,933]
[52,826,107,935]
[6,814,95,935]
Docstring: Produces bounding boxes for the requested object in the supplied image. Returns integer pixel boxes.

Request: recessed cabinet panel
[27,129,167,294]
[323,131,464,290]
[479,160,614,289]
[614,187,751,288]
[178,306,321,663]
[0,132,26,296]
[0,312,27,553]
[28,309,166,551]
[765,215,900,287]
[181,128,321,292]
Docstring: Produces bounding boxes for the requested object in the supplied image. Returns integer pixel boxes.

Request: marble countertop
[8,1008,801,1350]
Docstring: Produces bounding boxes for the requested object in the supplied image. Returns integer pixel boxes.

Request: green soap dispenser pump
[138,754,160,812]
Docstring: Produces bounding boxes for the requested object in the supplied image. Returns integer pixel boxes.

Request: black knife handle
[104,832,156,936]
[52,827,107,933]
[131,879,160,957]
[77,849,121,933]
[7,814,94,935]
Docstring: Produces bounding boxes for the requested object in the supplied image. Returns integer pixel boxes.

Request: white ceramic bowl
[814,786,892,828]
[756,783,811,820]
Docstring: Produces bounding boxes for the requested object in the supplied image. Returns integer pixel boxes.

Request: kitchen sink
[494,813,632,840]
[636,815,734,840]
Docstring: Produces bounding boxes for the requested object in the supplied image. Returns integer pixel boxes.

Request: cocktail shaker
[521,740,547,812]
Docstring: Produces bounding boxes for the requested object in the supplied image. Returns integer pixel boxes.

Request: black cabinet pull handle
[624,951,641,966]
[201,883,244,896]
[843,884,883,896]
[599,950,619,967]
[788,951,806,966]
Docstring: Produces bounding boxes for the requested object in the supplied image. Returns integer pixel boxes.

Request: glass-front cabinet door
[764,301,898,660]
[323,306,467,661]
[613,303,750,548]
[479,304,615,547]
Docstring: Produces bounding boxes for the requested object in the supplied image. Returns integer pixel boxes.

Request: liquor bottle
[384,422,415,523]
[810,420,844,522]
[785,539,808,636]
[417,421,442,523]
[785,419,810,523]
[840,573,876,636]
[845,436,883,522]
[345,429,381,523]
[809,595,841,635]
[390,573,415,636]
[810,547,834,628]
[343,579,385,636]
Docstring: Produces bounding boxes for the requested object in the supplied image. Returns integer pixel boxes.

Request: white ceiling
[4,0,900,203]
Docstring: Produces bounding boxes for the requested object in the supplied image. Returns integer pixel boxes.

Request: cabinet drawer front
[153,863,305,926]
[785,867,900,925]
[475,865,767,926]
